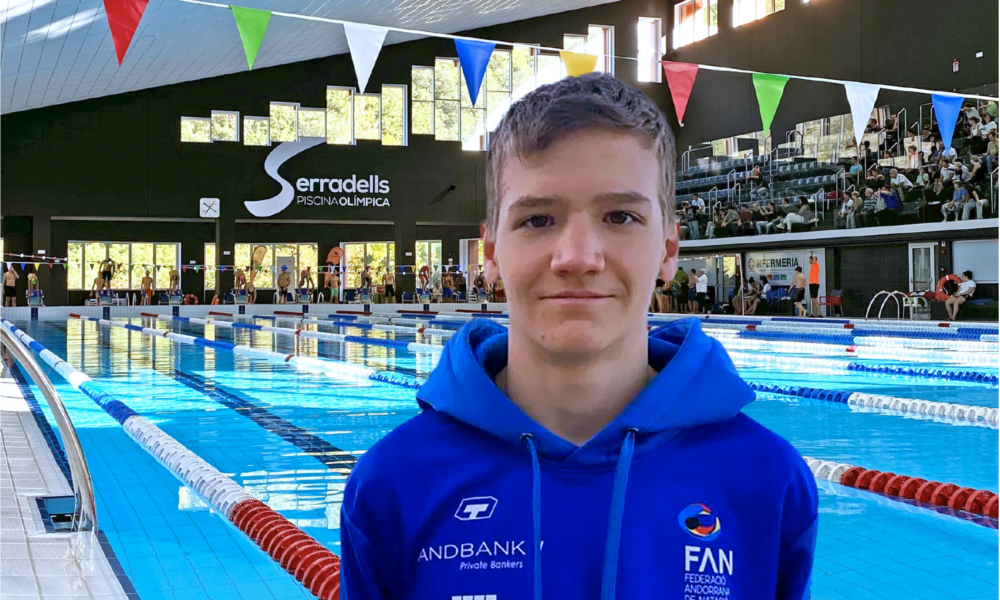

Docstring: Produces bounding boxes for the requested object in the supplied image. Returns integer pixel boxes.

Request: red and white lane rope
[803,456,998,523]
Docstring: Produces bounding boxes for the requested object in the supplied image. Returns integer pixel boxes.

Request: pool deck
[0,363,131,599]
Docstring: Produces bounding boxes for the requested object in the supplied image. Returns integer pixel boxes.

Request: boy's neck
[498,327,654,446]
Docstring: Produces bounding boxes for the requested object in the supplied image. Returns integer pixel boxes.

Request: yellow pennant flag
[559,51,598,77]
[34,263,40,270]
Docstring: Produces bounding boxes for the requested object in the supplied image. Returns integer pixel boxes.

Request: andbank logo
[244,138,391,217]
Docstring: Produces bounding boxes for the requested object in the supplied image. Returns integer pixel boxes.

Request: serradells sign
[243,138,392,217]
[294,175,390,208]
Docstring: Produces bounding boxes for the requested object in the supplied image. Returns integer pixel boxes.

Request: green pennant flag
[231,5,272,70]
[752,73,790,134]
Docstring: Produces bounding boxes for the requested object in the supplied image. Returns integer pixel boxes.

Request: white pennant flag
[844,82,881,149]
[344,23,388,94]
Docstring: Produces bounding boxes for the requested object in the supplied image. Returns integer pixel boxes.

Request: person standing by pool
[140,270,154,306]
[98,258,117,293]
[4,264,19,307]
[329,270,340,304]
[341,73,816,600]
[695,267,709,314]
[277,268,291,304]
[791,265,807,317]
[808,255,822,318]
[687,267,699,313]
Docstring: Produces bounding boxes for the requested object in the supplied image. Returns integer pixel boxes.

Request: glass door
[908,242,936,292]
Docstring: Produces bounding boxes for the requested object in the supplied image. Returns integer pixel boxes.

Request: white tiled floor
[0,365,130,599]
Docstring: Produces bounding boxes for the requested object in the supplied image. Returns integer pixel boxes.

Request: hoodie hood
[416,317,754,467]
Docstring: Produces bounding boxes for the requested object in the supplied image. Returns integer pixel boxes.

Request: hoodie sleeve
[340,471,397,600]
[775,454,819,600]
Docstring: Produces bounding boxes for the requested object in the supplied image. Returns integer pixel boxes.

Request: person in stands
[945,270,976,321]
[342,74,817,600]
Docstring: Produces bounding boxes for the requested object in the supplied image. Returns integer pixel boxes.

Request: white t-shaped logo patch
[455,496,498,521]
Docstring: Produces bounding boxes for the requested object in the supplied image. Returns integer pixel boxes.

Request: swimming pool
[6,312,998,600]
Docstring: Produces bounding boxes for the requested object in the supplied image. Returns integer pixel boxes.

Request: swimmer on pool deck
[341,73,817,600]
[4,264,19,307]
[140,270,153,306]
[791,265,807,317]
[169,269,181,296]
[246,282,257,305]
[277,268,291,304]
[329,270,340,304]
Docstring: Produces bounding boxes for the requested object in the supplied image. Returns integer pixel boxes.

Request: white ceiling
[0,0,617,114]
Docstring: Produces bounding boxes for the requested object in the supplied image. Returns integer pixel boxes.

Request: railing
[866,290,907,321]
[680,145,713,172]
[0,326,97,532]
[919,102,934,133]
[985,165,1000,213]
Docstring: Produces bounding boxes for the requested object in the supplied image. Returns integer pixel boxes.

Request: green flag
[231,5,271,70]
[752,73,789,134]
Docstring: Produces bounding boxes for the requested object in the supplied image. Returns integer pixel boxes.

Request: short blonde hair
[485,73,675,234]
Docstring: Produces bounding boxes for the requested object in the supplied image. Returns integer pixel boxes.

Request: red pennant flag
[661,62,699,126]
[104,0,150,65]
[182,265,187,272]
[48,263,54,270]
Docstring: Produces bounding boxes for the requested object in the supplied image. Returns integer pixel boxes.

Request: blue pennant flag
[931,94,964,154]
[454,38,495,106]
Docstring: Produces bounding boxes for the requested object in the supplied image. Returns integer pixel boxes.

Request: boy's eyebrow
[507,191,654,212]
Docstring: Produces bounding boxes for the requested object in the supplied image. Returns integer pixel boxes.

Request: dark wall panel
[834,243,909,316]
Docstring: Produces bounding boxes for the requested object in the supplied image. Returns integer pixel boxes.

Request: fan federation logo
[678,503,722,541]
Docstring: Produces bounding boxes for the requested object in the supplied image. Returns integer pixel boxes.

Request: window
[270,102,298,142]
[298,108,326,139]
[204,243,216,290]
[381,85,407,146]
[415,240,442,286]
[180,117,211,143]
[637,18,662,83]
[243,117,270,146]
[537,54,562,86]
[326,87,355,145]
[343,242,396,289]
[435,58,461,141]
[233,243,318,289]
[733,0,784,28]
[211,111,239,142]
[674,0,718,48]
[411,67,435,136]
[65,242,179,290]
[588,26,614,74]
[486,49,511,136]
[354,94,381,141]
[511,46,538,102]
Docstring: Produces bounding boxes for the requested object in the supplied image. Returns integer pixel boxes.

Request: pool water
[10,316,999,600]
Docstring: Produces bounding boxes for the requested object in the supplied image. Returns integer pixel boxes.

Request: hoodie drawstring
[521,429,637,600]
[600,428,637,600]
[521,434,543,600]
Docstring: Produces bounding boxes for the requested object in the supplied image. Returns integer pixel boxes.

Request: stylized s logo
[244,137,325,217]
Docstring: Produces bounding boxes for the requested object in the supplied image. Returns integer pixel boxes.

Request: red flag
[661,62,699,126]
[182,265,187,272]
[104,0,150,65]
[48,263,54,270]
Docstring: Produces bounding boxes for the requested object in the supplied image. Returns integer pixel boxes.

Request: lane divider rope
[748,382,999,428]
[803,455,998,527]
[728,351,998,385]
[0,317,342,599]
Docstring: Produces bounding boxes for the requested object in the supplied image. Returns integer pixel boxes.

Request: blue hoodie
[341,318,817,599]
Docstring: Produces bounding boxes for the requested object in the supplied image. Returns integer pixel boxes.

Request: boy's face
[484,129,677,358]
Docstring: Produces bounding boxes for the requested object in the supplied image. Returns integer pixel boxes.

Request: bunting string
[166,0,996,101]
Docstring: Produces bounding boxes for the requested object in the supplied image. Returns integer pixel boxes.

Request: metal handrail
[991,166,999,215]
[0,326,97,531]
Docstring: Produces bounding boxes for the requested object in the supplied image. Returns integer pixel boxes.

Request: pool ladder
[1,326,97,532]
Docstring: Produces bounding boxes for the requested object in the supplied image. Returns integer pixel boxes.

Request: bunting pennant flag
[559,51,598,77]
[455,38,495,106]
[661,62,699,126]
[48,263,54,270]
[752,73,790,133]
[34,263,40,270]
[181,266,188,272]
[231,6,272,70]
[343,23,388,94]
[20,263,26,270]
[104,0,150,65]
[843,82,881,148]
[932,93,964,153]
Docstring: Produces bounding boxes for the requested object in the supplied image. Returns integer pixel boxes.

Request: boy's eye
[606,211,637,225]
[521,215,554,228]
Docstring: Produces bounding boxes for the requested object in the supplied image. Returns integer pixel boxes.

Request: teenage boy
[342,73,817,599]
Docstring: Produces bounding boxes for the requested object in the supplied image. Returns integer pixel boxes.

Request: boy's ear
[483,226,501,284]
[659,220,680,281]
